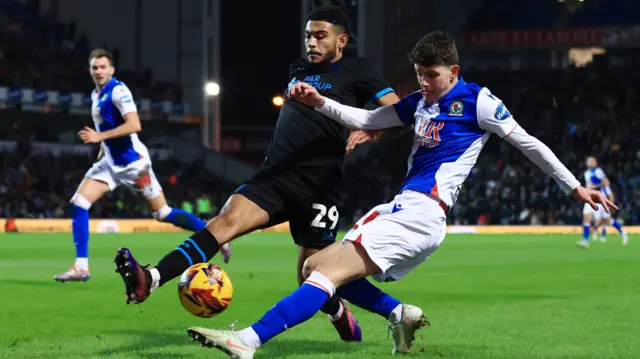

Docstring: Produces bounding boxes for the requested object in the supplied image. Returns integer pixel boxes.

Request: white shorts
[583,203,610,221]
[85,157,163,200]
[343,190,447,282]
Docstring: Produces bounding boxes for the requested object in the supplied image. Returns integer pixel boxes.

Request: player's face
[89,57,115,87]
[586,157,597,168]
[304,21,348,64]
[414,63,460,104]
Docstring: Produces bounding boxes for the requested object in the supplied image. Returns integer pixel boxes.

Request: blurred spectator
[0,3,182,101]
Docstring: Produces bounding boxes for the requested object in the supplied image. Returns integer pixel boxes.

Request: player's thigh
[582,203,596,221]
[344,191,447,283]
[74,159,114,204]
[313,241,382,288]
[117,160,164,204]
[301,240,346,280]
[206,188,273,244]
[73,177,110,204]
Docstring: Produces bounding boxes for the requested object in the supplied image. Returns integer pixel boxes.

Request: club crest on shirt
[449,101,464,116]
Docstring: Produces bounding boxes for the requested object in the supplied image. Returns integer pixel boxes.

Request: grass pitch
[0,232,638,358]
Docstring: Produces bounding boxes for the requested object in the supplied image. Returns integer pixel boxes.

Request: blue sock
[601,227,607,238]
[251,272,333,344]
[162,208,206,232]
[72,204,90,258]
[612,220,624,234]
[336,278,401,320]
[582,224,590,241]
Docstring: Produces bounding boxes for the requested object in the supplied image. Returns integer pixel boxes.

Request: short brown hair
[89,48,114,66]
[409,31,459,67]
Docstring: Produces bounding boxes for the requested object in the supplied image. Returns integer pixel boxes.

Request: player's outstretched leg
[115,194,268,304]
[55,179,109,282]
[187,241,427,356]
[303,242,427,349]
[145,192,232,263]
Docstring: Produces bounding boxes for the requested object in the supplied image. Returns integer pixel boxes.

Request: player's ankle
[75,257,89,271]
[237,327,262,348]
[388,304,403,324]
[149,268,161,293]
[328,300,345,322]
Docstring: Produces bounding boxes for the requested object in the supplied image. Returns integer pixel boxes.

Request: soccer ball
[178,263,233,318]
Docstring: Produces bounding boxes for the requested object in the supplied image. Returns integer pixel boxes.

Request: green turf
[0,232,638,358]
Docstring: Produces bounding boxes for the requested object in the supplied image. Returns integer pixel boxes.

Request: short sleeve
[594,168,606,180]
[353,58,395,104]
[111,84,137,116]
[476,88,518,138]
[392,92,422,127]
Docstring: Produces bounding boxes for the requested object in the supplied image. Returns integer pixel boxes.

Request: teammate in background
[184,31,616,358]
[577,156,628,247]
[53,48,230,283]
[114,5,399,342]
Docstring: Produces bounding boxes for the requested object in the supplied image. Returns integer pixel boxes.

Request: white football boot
[188,327,256,359]
[388,304,430,355]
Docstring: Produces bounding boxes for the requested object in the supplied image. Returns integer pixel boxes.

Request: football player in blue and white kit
[577,156,628,248]
[184,32,615,358]
[54,49,230,282]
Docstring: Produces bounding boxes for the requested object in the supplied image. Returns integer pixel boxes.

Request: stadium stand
[1,1,638,229]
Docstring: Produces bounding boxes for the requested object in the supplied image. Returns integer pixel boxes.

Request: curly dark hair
[308,5,351,35]
[409,31,459,67]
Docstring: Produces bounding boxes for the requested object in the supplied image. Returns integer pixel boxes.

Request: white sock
[328,300,345,322]
[149,268,161,293]
[237,327,262,348]
[388,304,403,324]
[75,258,89,271]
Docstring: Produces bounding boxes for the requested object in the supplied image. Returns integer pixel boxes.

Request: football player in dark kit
[114,5,400,342]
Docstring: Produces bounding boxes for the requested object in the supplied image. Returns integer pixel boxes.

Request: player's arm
[476,90,617,212]
[373,92,412,140]
[99,85,141,140]
[347,59,407,143]
[345,93,407,152]
[289,82,405,130]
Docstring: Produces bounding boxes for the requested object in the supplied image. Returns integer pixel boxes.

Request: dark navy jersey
[264,57,393,169]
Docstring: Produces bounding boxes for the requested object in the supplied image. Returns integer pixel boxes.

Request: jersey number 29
[311,203,339,230]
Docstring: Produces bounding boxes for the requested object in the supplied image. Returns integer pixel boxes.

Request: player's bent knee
[301,257,318,280]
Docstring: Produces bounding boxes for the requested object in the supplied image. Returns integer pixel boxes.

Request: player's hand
[288,82,324,108]
[571,186,618,213]
[78,126,103,144]
[346,130,381,153]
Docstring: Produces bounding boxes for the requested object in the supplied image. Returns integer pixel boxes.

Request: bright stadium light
[205,82,220,96]
[272,95,284,107]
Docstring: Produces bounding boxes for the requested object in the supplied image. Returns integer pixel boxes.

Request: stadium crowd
[2,63,640,227]
[2,1,639,227]
[0,0,182,101]
[3,65,639,228]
